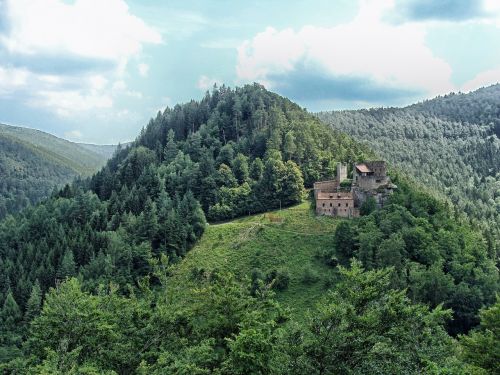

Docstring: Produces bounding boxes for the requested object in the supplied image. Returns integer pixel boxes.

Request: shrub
[302,266,320,284]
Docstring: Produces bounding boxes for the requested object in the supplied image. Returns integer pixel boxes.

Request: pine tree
[24,280,42,323]
[138,197,158,242]
[1,289,21,331]
[163,129,178,164]
[232,153,249,184]
[57,250,76,280]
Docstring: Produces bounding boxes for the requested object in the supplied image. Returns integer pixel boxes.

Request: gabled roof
[355,163,371,173]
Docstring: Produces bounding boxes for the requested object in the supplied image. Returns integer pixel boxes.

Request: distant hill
[78,142,131,159]
[317,84,500,242]
[0,123,113,219]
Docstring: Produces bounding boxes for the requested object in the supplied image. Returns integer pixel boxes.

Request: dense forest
[0,124,113,219]
[317,84,500,251]
[0,85,498,373]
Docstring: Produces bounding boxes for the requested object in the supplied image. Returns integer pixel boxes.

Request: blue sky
[0,0,499,144]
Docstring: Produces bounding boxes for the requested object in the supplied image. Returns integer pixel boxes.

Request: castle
[314,161,395,218]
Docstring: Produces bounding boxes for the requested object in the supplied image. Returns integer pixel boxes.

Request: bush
[360,196,377,216]
[266,268,290,291]
[302,266,320,284]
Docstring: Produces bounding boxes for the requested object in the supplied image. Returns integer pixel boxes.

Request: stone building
[316,191,356,218]
[314,163,358,218]
[314,160,395,218]
[352,161,390,190]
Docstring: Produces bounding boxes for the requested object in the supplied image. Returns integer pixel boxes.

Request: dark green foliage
[0,264,474,374]
[0,290,22,362]
[359,196,376,215]
[332,175,499,335]
[282,261,468,375]
[460,296,500,373]
[90,83,368,221]
[301,266,320,285]
[266,268,291,291]
[334,221,356,263]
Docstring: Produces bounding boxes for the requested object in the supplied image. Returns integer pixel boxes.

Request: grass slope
[169,201,340,319]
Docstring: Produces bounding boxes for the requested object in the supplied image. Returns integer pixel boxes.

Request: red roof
[356,163,371,173]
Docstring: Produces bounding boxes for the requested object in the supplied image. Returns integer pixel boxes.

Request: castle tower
[336,162,347,184]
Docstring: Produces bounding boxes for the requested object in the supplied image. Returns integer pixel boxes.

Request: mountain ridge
[0,123,114,219]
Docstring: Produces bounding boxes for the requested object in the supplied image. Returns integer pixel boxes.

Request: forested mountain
[0,85,497,373]
[0,124,112,219]
[78,142,123,159]
[317,84,500,249]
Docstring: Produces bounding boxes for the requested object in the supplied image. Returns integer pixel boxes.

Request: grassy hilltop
[169,201,338,318]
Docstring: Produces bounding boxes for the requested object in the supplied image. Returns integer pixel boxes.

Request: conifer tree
[24,280,42,323]
[57,250,76,280]
[163,129,178,163]
[1,290,21,331]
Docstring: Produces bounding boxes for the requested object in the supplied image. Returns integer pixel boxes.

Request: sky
[0,0,500,144]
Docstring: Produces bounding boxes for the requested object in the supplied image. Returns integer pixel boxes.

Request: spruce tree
[57,250,76,280]
[1,289,21,331]
[24,280,42,323]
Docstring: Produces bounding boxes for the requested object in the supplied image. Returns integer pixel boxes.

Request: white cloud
[461,67,500,92]
[138,63,150,77]
[0,65,29,95]
[484,0,500,26]
[1,0,162,63]
[197,75,222,90]
[0,0,160,118]
[236,0,454,99]
[112,79,143,98]
[31,89,113,117]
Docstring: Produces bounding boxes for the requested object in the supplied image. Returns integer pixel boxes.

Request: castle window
[330,203,332,207]
[345,203,348,207]
[322,203,325,207]
[338,203,341,207]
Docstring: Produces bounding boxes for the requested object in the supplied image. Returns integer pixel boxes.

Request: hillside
[0,123,113,219]
[317,84,500,246]
[168,201,338,318]
[0,85,497,373]
[78,142,123,159]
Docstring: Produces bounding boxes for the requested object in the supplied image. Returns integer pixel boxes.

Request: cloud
[197,75,222,90]
[0,0,162,64]
[0,0,160,118]
[461,67,500,92]
[30,90,113,117]
[389,0,489,23]
[269,62,421,104]
[236,0,454,106]
[0,65,29,95]
[138,63,150,77]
